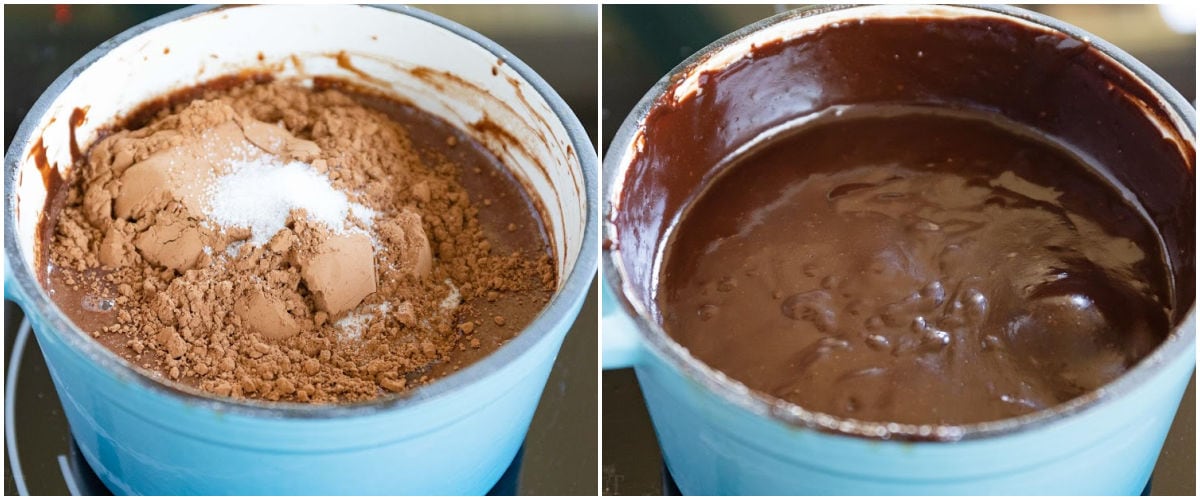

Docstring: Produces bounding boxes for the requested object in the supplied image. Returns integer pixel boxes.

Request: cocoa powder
[43,80,556,403]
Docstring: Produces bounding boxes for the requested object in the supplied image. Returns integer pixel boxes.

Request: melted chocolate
[610,15,1194,427]
[658,106,1171,424]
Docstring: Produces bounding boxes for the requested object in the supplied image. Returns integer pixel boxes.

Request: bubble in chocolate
[921,281,946,306]
[908,314,953,351]
[865,334,891,351]
[961,288,988,317]
[781,290,838,332]
[922,328,952,347]
[81,295,116,312]
[910,316,929,333]
[981,334,1003,351]
[912,219,941,232]
[818,336,851,350]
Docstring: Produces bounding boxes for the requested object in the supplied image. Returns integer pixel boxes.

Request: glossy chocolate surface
[610,14,1194,426]
[659,106,1171,424]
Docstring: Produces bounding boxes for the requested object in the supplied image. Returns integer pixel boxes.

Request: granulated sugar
[207,157,373,245]
[440,279,461,310]
[335,310,374,341]
[336,301,394,341]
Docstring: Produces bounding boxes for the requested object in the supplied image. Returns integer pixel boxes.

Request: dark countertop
[601,4,1196,496]
[3,4,598,495]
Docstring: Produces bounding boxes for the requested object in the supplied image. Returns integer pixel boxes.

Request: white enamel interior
[14,4,584,291]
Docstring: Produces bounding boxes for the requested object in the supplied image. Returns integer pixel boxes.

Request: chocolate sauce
[611,15,1194,427]
[658,106,1171,425]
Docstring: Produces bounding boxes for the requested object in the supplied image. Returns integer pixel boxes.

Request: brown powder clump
[44,80,556,403]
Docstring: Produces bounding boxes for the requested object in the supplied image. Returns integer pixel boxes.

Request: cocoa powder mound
[44,80,556,403]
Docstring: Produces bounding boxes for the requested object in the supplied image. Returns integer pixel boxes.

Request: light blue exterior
[24,293,577,495]
[4,5,598,495]
[603,285,1195,495]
